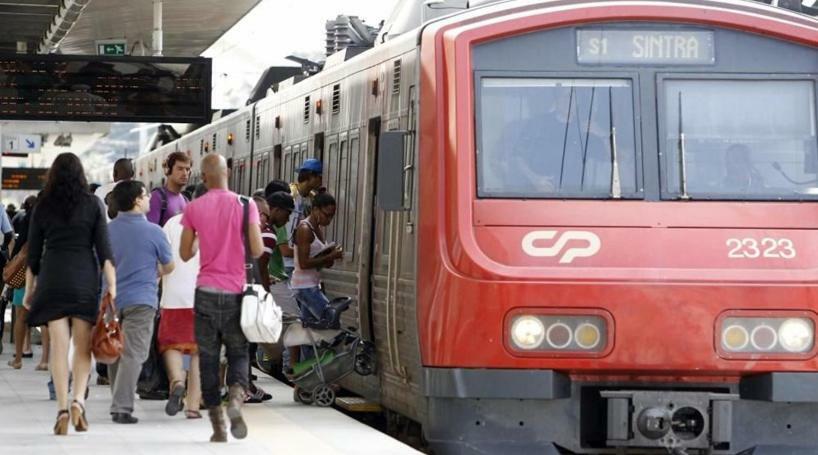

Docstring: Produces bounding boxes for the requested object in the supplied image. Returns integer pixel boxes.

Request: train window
[325,141,338,241]
[274,145,282,180]
[212,133,217,152]
[284,147,292,179]
[346,137,360,260]
[477,77,640,199]
[662,78,818,200]
[245,119,251,142]
[255,115,261,140]
[337,139,349,254]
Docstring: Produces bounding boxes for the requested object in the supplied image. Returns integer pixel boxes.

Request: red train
[136,0,818,452]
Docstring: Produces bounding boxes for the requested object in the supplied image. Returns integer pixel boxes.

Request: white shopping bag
[240,284,283,343]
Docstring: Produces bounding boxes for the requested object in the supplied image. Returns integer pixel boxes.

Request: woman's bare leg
[23,325,31,355]
[163,350,186,386]
[186,354,201,411]
[37,327,49,368]
[70,318,93,405]
[11,306,27,364]
[48,318,71,411]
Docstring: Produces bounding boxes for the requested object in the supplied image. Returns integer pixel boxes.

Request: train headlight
[575,323,602,350]
[718,314,815,357]
[779,319,813,353]
[510,316,545,350]
[507,312,610,355]
[721,325,749,351]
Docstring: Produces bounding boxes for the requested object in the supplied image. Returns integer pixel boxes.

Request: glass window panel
[478,78,639,198]
[663,79,818,200]
[325,142,338,241]
[346,138,359,260]
[338,140,349,254]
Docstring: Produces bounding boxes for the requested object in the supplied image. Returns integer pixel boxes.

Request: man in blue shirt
[107,180,175,424]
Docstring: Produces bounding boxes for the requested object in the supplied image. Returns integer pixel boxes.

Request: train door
[356,117,382,342]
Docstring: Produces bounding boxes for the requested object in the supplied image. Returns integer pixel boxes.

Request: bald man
[179,153,263,442]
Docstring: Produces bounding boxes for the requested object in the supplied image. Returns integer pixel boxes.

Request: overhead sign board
[96,40,127,56]
[2,167,48,190]
[0,54,211,123]
[577,29,715,65]
[2,134,41,154]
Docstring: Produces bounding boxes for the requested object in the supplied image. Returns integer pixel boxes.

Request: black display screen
[2,167,47,190]
[0,54,211,122]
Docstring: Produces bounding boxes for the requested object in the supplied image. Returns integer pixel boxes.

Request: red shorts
[157,308,198,355]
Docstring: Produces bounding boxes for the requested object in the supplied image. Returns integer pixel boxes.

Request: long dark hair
[40,152,89,221]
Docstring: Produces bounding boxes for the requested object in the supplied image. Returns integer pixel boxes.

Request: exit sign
[96,40,127,56]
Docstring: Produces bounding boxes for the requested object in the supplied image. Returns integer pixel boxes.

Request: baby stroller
[282,296,376,407]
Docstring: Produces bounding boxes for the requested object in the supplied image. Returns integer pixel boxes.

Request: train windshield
[663,79,818,200]
[477,78,640,199]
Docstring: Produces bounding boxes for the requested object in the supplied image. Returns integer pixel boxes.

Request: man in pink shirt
[180,154,263,443]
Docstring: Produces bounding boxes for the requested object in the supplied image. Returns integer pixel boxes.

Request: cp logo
[521,231,601,264]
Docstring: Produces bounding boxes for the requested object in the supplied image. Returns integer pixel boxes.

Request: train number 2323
[726,238,796,259]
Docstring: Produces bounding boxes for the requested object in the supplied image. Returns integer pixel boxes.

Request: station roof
[0,0,261,56]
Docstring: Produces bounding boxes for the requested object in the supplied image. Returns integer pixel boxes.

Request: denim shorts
[293,287,329,322]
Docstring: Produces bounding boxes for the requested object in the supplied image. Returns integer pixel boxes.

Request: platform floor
[0,342,420,455]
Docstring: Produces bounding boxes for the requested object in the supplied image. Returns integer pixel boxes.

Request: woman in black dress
[24,153,116,435]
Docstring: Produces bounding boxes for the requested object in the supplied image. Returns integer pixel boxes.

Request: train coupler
[601,390,738,453]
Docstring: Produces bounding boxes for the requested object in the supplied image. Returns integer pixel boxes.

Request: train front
[416,1,818,453]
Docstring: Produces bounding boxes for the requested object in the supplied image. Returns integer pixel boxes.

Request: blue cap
[296,158,322,175]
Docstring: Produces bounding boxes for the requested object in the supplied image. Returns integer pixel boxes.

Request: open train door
[356,117,382,342]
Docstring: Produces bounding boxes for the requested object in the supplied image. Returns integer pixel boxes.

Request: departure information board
[577,30,715,65]
[0,54,211,123]
[2,167,47,190]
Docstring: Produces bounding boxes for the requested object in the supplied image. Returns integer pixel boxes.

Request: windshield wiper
[678,92,690,200]
[558,86,575,189]
[609,87,621,199]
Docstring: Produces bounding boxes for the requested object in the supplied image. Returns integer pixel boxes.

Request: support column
[152,0,163,57]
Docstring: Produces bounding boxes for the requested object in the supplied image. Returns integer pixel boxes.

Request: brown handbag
[91,293,124,364]
[2,244,28,289]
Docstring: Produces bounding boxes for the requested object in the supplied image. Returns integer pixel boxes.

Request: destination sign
[577,30,715,65]
[2,167,47,191]
[0,54,211,123]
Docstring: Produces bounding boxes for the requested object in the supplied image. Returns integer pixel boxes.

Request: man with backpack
[138,151,191,401]
[148,151,191,226]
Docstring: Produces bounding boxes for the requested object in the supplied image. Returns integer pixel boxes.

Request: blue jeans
[294,287,329,322]
[194,288,249,408]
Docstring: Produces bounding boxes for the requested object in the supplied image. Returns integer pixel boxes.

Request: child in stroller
[282,295,376,406]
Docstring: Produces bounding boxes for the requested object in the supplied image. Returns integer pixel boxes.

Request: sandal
[35,363,48,371]
[54,410,69,435]
[185,410,202,419]
[7,359,21,369]
[70,400,88,432]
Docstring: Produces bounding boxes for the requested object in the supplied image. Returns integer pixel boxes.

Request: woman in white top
[157,185,205,419]
[291,193,343,323]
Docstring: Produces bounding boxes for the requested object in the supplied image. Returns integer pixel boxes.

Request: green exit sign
[97,41,126,56]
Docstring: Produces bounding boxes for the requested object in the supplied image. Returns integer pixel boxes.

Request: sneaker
[111,412,139,424]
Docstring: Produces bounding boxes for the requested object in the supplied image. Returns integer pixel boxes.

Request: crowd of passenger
[0,150,341,442]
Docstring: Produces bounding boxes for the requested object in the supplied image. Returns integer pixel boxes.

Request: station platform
[0,342,420,455]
